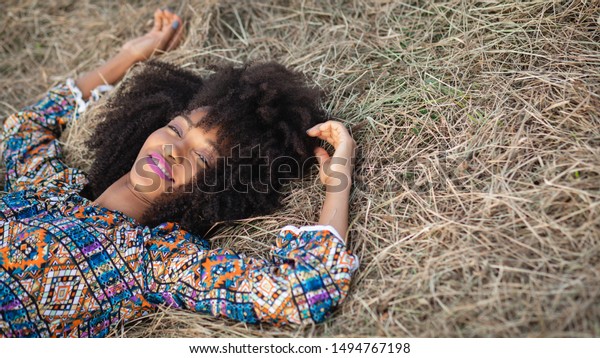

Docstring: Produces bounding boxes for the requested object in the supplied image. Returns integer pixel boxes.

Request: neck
[92,173,151,224]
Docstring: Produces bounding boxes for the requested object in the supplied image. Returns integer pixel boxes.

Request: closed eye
[196,153,209,167]
[168,125,181,137]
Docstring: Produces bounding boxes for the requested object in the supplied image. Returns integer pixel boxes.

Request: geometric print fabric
[40,267,85,318]
[0,83,359,337]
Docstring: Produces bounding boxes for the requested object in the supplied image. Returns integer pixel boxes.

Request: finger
[308,131,338,149]
[320,121,349,139]
[163,8,175,22]
[306,126,324,138]
[312,129,340,148]
[307,122,323,132]
[153,8,162,31]
[306,126,321,137]
[167,26,184,51]
[314,147,330,164]
[166,17,184,51]
[158,9,167,30]
[158,16,179,50]
[308,120,347,137]
[314,147,331,180]
[321,121,354,145]
[307,121,335,132]
[308,121,354,150]
[307,128,334,145]
[306,122,336,138]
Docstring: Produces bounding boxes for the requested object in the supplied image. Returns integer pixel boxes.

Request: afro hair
[82,60,326,236]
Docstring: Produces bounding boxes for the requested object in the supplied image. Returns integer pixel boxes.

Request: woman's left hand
[121,8,184,62]
[306,120,356,189]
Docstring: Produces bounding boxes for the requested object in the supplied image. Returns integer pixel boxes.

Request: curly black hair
[82,60,325,236]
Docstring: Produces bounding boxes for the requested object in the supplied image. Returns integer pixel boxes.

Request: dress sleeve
[0,80,111,192]
[144,225,360,325]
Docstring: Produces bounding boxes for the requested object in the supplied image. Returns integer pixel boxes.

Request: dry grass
[1,0,599,337]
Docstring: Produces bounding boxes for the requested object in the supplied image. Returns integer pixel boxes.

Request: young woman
[0,9,358,337]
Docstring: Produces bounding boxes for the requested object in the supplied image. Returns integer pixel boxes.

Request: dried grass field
[1,0,599,337]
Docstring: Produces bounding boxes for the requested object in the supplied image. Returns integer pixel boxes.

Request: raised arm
[307,120,357,241]
[75,8,183,99]
[0,9,183,192]
[144,223,359,325]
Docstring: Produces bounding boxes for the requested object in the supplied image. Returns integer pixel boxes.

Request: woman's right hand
[75,8,184,100]
[121,8,184,62]
[306,120,356,190]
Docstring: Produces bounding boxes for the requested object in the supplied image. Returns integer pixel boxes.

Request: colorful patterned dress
[0,83,359,337]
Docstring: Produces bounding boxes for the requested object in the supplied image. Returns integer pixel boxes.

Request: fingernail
[172,20,179,29]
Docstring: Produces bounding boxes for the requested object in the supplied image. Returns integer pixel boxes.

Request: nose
[162,143,182,165]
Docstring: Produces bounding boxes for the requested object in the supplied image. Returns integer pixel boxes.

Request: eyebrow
[180,114,221,158]
[180,113,194,130]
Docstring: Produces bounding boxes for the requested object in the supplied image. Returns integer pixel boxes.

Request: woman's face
[129,108,220,202]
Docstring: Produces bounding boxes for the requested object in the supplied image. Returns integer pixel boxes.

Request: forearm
[74,49,139,100]
[318,184,351,242]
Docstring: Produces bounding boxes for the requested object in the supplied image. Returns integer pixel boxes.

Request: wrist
[75,50,138,100]
[323,161,353,192]
[116,47,143,66]
[319,185,350,241]
[325,180,352,195]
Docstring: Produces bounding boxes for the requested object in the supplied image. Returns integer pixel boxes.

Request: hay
[1,0,599,337]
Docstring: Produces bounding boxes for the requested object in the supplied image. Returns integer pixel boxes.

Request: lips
[147,151,173,182]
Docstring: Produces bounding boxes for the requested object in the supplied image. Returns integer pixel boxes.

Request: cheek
[139,131,164,155]
[171,157,200,185]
